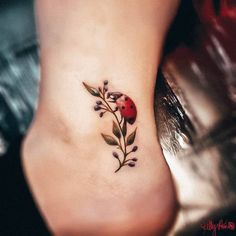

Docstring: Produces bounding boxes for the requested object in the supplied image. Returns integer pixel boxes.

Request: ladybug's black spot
[130,105,133,109]
[122,106,125,109]
[125,97,128,101]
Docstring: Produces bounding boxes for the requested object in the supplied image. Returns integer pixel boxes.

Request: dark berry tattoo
[83,80,138,173]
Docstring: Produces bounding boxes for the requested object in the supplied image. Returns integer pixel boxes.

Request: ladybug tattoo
[110,93,137,124]
[83,80,139,173]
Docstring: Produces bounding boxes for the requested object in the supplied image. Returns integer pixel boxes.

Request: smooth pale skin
[22,1,180,235]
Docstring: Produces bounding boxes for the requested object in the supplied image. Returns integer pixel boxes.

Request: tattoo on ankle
[83,80,138,173]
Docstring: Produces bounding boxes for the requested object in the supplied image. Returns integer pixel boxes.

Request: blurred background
[0,0,235,235]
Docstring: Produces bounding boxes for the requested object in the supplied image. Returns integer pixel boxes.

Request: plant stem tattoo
[83,80,138,173]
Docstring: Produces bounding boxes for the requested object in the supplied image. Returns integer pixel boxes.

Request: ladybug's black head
[110,92,123,101]
[126,117,135,125]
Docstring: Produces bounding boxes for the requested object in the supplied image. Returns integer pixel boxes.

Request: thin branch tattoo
[83,80,138,173]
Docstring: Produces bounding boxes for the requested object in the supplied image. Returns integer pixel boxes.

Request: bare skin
[22,1,179,235]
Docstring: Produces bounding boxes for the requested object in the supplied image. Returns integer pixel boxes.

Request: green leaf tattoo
[101,134,119,146]
[126,128,137,146]
[83,82,100,97]
[122,120,127,137]
[112,121,121,139]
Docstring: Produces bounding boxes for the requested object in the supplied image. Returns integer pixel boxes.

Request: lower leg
[22,0,179,235]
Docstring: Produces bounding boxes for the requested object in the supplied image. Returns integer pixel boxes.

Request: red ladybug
[110,93,137,124]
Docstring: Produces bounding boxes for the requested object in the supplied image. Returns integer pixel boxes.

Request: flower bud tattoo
[83,81,138,173]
